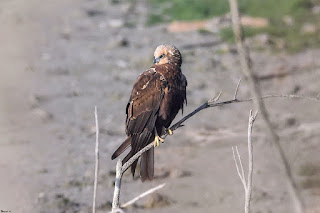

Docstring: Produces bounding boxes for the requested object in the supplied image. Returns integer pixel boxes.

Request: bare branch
[108,208,125,213]
[208,91,222,104]
[121,143,155,173]
[232,110,257,213]
[165,90,320,138]
[246,110,257,213]
[232,146,246,188]
[92,106,99,213]
[229,0,305,212]
[236,146,246,188]
[234,78,242,100]
[121,183,166,208]
[112,159,123,212]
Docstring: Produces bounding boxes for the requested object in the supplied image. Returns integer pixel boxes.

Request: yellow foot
[168,129,173,135]
[153,135,165,147]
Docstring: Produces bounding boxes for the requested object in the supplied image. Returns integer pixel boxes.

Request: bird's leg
[153,131,164,147]
[167,128,173,135]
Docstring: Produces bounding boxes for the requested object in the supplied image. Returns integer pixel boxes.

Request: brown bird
[111,44,187,181]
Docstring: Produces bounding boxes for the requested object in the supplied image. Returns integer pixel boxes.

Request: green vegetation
[219,27,264,43]
[147,0,320,52]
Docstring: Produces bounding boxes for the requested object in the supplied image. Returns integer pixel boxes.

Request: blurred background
[0,0,319,212]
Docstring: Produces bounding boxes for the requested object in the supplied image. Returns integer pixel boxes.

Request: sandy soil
[0,0,319,213]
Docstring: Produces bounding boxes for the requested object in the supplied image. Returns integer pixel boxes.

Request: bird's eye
[160,54,165,59]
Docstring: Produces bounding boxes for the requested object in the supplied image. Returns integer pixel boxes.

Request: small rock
[108,170,116,177]
[39,168,49,173]
[240,16,269,28]
[108,19,124,28]
[312,5,320,14]
[144,193,171,209]
[118,38,129,47]
[29,94,41,108]
[32,108,53,122]
[301,23,316,34]
[107,37,129,49]
[86,9,104,17]
[116,60,128,68]
[54,193,81,211]
[98,201,112,210]
[98,21,107,30]
[217,43,231,53]
[286,117,297,127]
[169,169,192,178]
[274,38,286,49]
[292,85,301,94]
[111,0,120,4]
[247,34,271,48]
[41,53,51,61]
[37,192,47,203]
[155,169,170,179]
[283,15,294,26]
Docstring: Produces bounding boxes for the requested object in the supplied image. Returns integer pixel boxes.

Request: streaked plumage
[111,44,187,181]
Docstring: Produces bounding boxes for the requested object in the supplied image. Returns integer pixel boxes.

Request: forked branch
[232,110,257,213]
[229,0,306,212]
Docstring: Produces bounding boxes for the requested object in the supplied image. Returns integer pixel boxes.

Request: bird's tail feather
[111,136,154,181]
[111,137,131,160]
[140,147,154,181]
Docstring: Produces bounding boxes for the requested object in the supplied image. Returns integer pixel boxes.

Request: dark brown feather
[140,147,154,181]
[111,137,131,160]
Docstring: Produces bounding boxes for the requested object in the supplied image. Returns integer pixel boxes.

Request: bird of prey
[111,44,187,181]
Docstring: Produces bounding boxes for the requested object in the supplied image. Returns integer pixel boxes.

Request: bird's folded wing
[125,69,166,151]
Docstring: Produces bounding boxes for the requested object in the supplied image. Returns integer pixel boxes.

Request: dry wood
[92,106,99,213]
[228,0,305,212]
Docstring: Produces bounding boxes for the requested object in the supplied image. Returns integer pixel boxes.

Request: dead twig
[228,0,305,212]
[163,82,320,139]
[112,159,123,212]
[121,183,166,208]
[232,110,257,213]
[92,106,99,213]
[111,156,165,212]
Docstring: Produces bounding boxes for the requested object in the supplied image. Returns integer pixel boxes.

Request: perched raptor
[111,44,187,181]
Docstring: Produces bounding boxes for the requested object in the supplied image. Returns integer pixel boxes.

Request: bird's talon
[168,129,173,135]
[159,136,164,142]
[154,135,164,147]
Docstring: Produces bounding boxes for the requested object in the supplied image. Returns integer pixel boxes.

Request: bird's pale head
[153,44,182,67]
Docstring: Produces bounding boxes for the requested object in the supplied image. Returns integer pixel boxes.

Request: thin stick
[232,147,246,187]
[121,143,154,173]
[232,110,257,213]
[236,146,246,188]
[112,159,123,212]
[246,110,257,213]
[234,78,242,100]
[121,183,166,208]
[165,91,320,138]
[92,106,99,213]
[229,0,305,212]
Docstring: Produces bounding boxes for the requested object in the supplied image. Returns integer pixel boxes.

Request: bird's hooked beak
[153,57,160,64]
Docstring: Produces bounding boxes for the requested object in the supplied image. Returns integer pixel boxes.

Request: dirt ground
[0,0,320,213]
